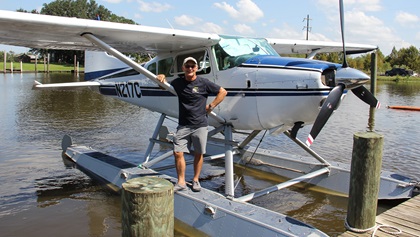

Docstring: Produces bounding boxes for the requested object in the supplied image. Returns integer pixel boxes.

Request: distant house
[15,53,39,63]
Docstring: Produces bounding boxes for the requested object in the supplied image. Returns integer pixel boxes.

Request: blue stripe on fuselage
[85,67,128,81]
[244,55,341,71]
[99,85,341,97]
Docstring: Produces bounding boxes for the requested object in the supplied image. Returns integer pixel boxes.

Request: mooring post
[122,176,174,237]
[346,131,383,231]
[3,51,6,73]
[370,51,377,97]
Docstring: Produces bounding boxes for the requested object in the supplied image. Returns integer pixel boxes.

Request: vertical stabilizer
[84,51,129,80]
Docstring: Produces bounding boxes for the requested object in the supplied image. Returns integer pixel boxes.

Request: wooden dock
[339,194,420,237]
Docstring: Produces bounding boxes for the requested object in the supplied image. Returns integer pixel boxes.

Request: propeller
[351,86,381,109]
[306,84,344,146]
[305,0,380,147]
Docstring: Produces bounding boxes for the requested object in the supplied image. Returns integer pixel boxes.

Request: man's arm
[207,87,227,112]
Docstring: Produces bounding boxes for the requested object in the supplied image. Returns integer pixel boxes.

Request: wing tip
[32,80,42,90]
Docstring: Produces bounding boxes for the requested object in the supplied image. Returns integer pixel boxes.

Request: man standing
[157,57,227,192]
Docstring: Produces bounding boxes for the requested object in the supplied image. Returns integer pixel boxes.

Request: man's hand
[156,74,166,83]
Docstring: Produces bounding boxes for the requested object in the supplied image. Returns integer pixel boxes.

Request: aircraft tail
[84,51,129,81]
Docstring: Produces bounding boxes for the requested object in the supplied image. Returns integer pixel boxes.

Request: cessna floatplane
[1,3,418,236]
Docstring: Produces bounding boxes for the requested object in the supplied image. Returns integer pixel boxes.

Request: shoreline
[2,70,85,73]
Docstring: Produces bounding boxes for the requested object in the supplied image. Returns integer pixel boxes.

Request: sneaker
[192,180,201,192]
[173,183,187,192]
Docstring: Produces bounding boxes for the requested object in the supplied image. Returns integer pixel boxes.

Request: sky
[0,0,419,56]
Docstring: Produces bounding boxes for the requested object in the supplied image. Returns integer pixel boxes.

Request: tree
[399,46,420,72]
[384,46,420,72]
[21,0,140,65]
[386,47,400,67]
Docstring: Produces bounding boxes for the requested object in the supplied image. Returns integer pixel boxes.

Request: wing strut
[81,33,226,124]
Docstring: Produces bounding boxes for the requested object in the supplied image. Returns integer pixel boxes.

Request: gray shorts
[173,126,208,154]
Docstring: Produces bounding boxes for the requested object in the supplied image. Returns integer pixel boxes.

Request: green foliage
[385,46,420,72]
[18,0,140,65]
[0,50,17,62]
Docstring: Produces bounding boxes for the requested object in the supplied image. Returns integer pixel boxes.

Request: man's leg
[191,127,207,192]
[193,153,203,182]
[174,151,186,186]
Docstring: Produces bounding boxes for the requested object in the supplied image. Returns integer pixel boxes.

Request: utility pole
[302,14,312,40]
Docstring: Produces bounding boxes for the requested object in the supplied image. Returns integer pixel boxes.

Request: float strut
[224,124,234,198]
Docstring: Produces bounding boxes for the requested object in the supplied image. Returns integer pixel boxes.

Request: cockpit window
[173,51,210,75]
[215,35,279,70]
[158,57,173,77]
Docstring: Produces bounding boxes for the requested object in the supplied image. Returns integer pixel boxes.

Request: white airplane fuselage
[85,36,349,132]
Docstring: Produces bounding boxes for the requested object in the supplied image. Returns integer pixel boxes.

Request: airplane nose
[335,67,370,89]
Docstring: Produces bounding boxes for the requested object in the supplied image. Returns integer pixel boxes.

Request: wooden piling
[346,131,383,231]
[122,176,174,237]
[3,51,6,73]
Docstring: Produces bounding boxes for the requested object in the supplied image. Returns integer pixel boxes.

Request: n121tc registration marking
[115,82,142,98]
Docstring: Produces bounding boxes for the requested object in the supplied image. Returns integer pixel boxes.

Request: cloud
[269,23,305,39]
[137,0,171,13]
[102,0,124,3]
[395,11,419,26]
[269,23,330,41]
[351,0,382,12]
[345,10,399,54]
[316,0,382,12]
[214,0,263,22]
[173,15,223,34]
[174,15,199,26]
[202,22,224,34]
[234,24,254,35]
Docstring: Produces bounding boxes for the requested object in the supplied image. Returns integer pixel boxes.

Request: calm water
[0,73,419,237]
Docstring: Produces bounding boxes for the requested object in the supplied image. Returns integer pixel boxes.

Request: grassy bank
[1,62,84,72]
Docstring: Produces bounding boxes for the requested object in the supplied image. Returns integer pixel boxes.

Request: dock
[339,194,420,237]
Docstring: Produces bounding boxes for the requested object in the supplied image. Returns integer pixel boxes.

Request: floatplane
[1,2,418,236]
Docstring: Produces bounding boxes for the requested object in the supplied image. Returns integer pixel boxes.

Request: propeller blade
[339,0,348,68]
[351,86,381,109]
[306,84,345,146]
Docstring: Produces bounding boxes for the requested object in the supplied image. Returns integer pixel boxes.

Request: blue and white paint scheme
[83,35,348,134]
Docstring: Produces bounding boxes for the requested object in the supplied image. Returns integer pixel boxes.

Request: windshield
[218,35,278,57]
[214,35,279,70]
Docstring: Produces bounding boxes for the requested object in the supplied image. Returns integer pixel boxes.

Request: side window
[158,57,173,77]
[214,44,229,71]
[176,51,211,75]
[147,62,156,74]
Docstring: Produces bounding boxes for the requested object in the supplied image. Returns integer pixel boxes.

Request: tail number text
[115,82,142,98]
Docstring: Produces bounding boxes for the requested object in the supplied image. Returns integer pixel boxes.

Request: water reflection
[385,80,420,98]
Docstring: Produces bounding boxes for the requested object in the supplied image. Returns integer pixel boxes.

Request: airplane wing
[0,10,220,53]
[266,38,377,58]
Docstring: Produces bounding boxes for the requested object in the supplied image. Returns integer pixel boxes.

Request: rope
[372,225,402,236]
[344,218,402,236]
[344,218,376,233]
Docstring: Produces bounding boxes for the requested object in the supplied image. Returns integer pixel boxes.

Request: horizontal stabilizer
[32,80,101,90]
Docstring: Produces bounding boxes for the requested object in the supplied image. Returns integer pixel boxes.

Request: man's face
[182,61,197,78]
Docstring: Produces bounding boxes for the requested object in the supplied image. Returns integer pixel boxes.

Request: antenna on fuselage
[166,19,174,29]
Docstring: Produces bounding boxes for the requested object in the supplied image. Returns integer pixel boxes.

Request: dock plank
[339,195,420,237]
[377,214,419,236]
